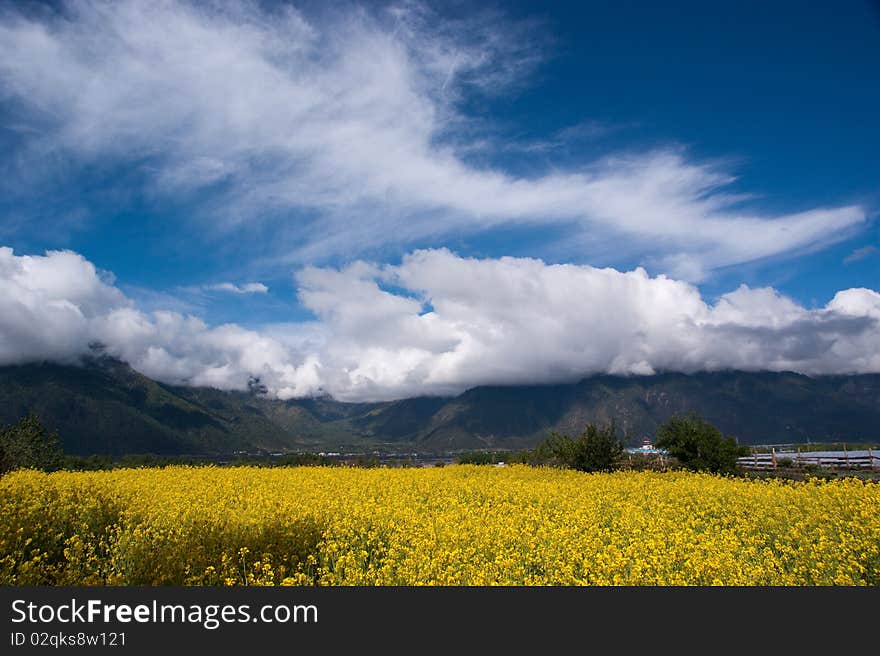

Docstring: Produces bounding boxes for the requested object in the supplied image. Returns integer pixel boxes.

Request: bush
[535,422,624,472]
[654,413,748,475]
[0,414,64,475]
[457,451,511,465]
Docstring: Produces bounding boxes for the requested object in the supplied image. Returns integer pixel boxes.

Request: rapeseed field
[1,465,877,585]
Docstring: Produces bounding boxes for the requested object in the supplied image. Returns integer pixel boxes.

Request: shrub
[654,413,748,475]
[535,422,624,472]
[0,414,63,475]
[457,451,511,465]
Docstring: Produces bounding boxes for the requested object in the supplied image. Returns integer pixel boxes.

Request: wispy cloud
[206,282,269,295]
[0,0,866,280]
[844,245,878,264]
[505,120,636,155]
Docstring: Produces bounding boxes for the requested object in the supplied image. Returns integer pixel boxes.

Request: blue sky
[0,1,878,400]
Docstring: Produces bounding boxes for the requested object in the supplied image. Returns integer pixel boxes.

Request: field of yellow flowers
[1,465,878,585]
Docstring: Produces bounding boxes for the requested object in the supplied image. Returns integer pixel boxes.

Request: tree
[535,421,624,472]
[0,414,64,475]
[654,413,748,474]
[457,451,512,465]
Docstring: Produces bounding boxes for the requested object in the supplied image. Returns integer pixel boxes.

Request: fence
[737,448,879,471]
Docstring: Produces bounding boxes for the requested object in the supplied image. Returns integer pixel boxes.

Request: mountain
[355,371,880,449]
[1,358,878,455]
[0,358,347,455]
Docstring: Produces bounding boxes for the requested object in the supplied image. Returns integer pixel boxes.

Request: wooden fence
[737,448,879,471]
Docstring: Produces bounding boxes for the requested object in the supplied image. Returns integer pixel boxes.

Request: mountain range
[1,357,878,455]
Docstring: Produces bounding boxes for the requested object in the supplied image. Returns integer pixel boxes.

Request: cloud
[0,246,127,365]
[0,247,321,397]
[0,0,866,279]
[295,249,880,399]
[4,246,878,402]
[206,282,269,294]
[843,245,878,264]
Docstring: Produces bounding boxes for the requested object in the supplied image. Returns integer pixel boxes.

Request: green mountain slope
[1,359,878,455]
[0,358,327,455]
[306,371,880,448]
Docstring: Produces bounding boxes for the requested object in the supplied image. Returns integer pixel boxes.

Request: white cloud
[4,246,879,402]
[0,246,127,365]
[294,249,880,399]
[0,0,866,279]
[0,247,321,398]
[207,282,268,294]
[843,245,877,264]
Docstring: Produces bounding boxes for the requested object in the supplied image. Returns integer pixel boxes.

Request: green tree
[457,451,512,465]
[0,414,64,475]
[535,421,624,472]
[654,413,748,474]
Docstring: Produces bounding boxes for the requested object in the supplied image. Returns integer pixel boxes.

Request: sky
[0,0,878,401]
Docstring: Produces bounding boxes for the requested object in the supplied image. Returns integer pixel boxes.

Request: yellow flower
[0,465,877,585]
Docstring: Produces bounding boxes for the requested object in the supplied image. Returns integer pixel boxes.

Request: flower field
[1,465,878,585]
